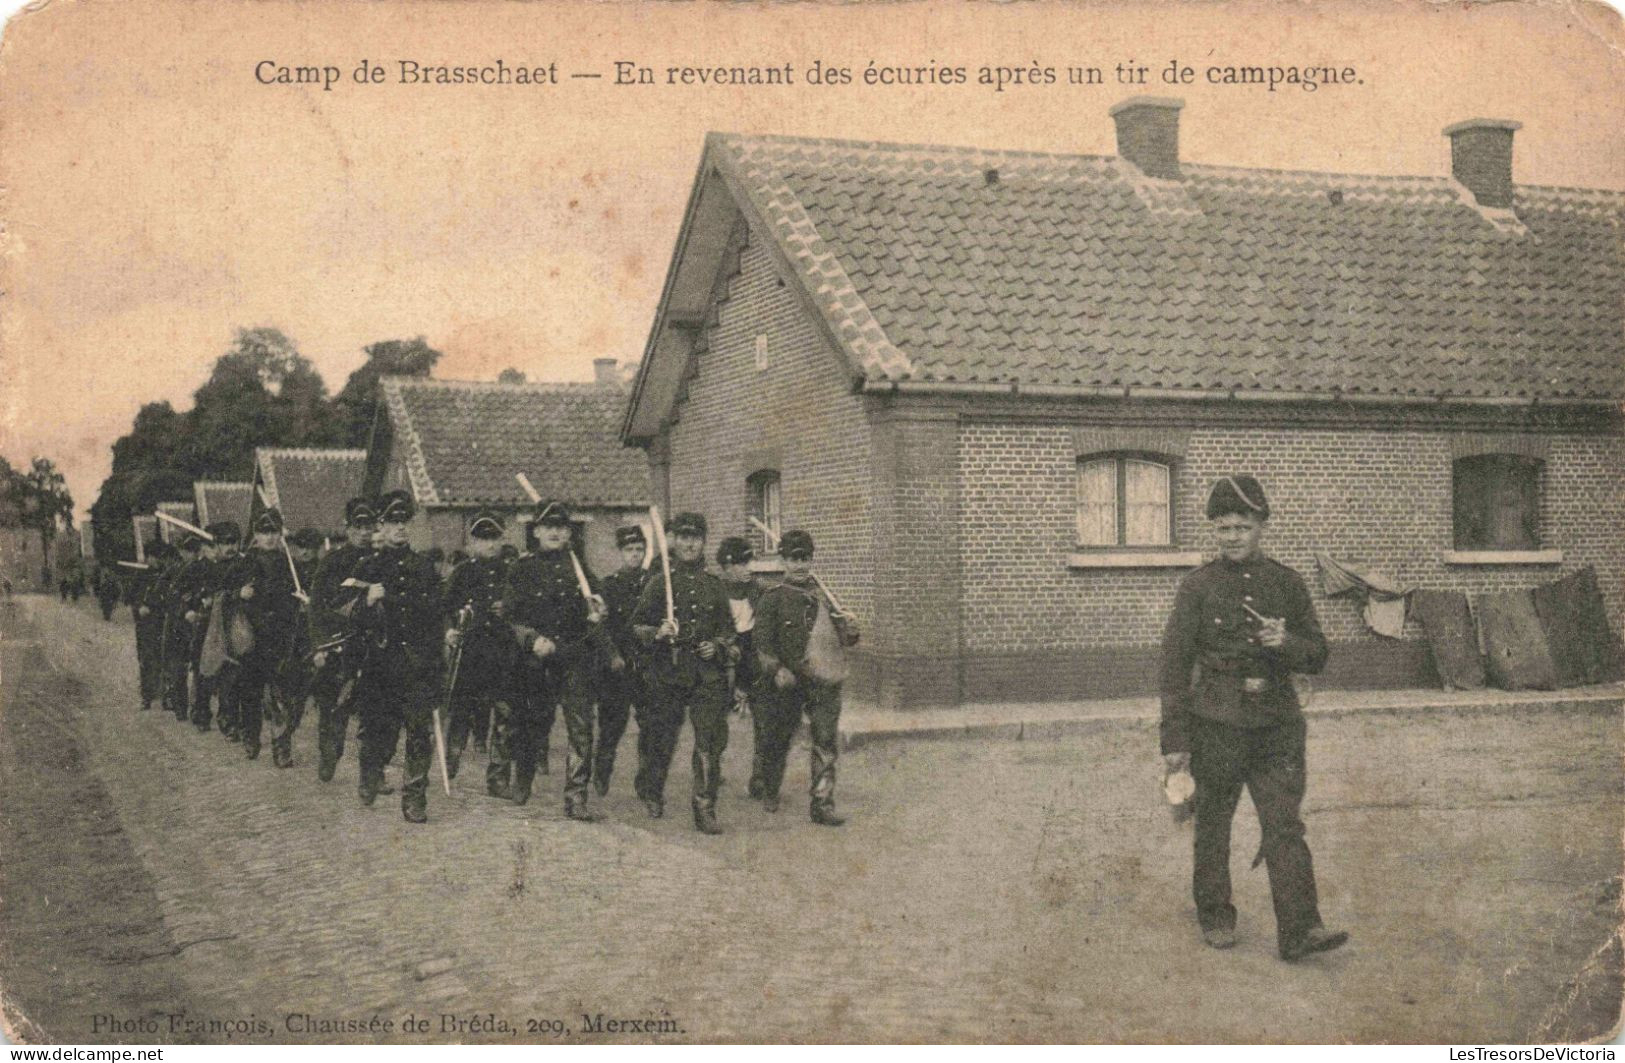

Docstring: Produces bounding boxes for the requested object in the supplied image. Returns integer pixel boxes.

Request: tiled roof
[193,481,253,531]
[254,450,365,534]
[153,501,198,544]
[699,133,1624,403]
[380,378,651,507]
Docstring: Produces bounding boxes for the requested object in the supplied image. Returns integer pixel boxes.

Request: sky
[1,0,1622,521]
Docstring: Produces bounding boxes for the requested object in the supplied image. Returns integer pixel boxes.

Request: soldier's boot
[401,774,429,824]
[445,747,461,780]
[272,736,293,769]
[566,800,602,823]
[642,798,665,819]
[317,752,338,783]
[692,800,723,835]
[810,800,846,828]
[510,759,536,806]
[537,744,550,776]
[486,760,512,800]
[358,767,383,807]
[762,793,780,814]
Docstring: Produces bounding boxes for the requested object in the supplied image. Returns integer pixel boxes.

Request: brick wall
[960,422,1625,669]
[663,233,875,624]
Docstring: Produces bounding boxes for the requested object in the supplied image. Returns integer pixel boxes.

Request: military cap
[615,524,646,548]
[206,521,241,544]
[667,511,707,538]
[531,498,572,527]
[716,536,754,567]
[288,527,324,550]
[468,508,506,540]
[778,529,815,560]
[344,497,378,527]
[253,507,284,534]
[378,490,415,524]
[1206,475,1271,521]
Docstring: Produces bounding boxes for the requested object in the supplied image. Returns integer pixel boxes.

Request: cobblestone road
[3,596,1620,1043]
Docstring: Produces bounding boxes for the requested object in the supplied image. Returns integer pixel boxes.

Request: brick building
[365,372,652,575]
[621,100,1625,709]
[251,449,366,539]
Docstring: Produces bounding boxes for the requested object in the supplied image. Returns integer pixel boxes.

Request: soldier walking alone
[1159,475,1347,962]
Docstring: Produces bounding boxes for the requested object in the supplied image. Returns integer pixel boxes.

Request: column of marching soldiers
[118,488,860,832]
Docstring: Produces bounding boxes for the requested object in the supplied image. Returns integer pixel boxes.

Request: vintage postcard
[0,0,1622,1047]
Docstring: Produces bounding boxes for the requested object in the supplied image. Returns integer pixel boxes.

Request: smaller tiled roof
[381,378,651,508]
[193,481,253,531]
[255,449,366,534]
[153,501,198,544]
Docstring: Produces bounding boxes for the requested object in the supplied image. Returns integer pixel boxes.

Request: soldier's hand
[696,640,718,660]
[445,628,463,649]
[774,666,796,690]
[532,635,556,658]
[184,610,198,623]
[1163,752,1191,773]
[138,606,150,617]
[366,583,385,605]
[313,651,328,669]
[732,689,751,717]
[587,594,607,624]
[293,591,310,605]
[239,585,255,601]
[1257,616,1287,648]
[657,618,679,641]
[609,654,626,674]
[491,599,505,618]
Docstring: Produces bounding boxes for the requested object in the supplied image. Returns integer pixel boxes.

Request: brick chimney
[593,358,620,387]
[1443,119,1521,209]
[1109,96,1184,180]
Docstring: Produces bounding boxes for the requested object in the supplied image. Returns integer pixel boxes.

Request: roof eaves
[709,135,912,383]
[380,377,441,506]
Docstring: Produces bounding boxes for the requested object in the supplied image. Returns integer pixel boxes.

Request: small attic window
[754,333,769,372]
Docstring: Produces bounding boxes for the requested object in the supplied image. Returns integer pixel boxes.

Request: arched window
[1453,454,1540,550]
[747,469,781,553]
[1077,455,1172,547]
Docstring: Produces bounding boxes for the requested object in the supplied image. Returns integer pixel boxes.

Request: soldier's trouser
[270,660,310,758]
[234,652,278,753]
[313,661,361,768]
[214,660,243,736]
[1189,714,1322,948]
[594,668,638,788]
[511,663,594,807]
[446,635,508,769]
[636,677,730,812]
[161,636,193,721]
[357,658,441,810]
[753,678,842,809]
[135,618,165,705]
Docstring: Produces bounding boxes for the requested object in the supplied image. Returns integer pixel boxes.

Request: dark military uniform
[442,514,516,788]
[1160,530,1331,954]
[501,503,604,815]
[267,530,322,767]
[309,500,377,781]
[161,544,210,724]
[230,511,301,760]
[750,533,858,825]
[631,518,736,830]
[95,566,121,621]
[594,548,650,796]
[130,550,167,710]
[351,491,444,821]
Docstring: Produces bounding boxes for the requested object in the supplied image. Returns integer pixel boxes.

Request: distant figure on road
[1159,475,1346,963]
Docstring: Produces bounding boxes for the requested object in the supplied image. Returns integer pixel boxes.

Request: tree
[332,336,442,447]
[2,456,75,577]
[497,367,528,385]
[90,328,345,560]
